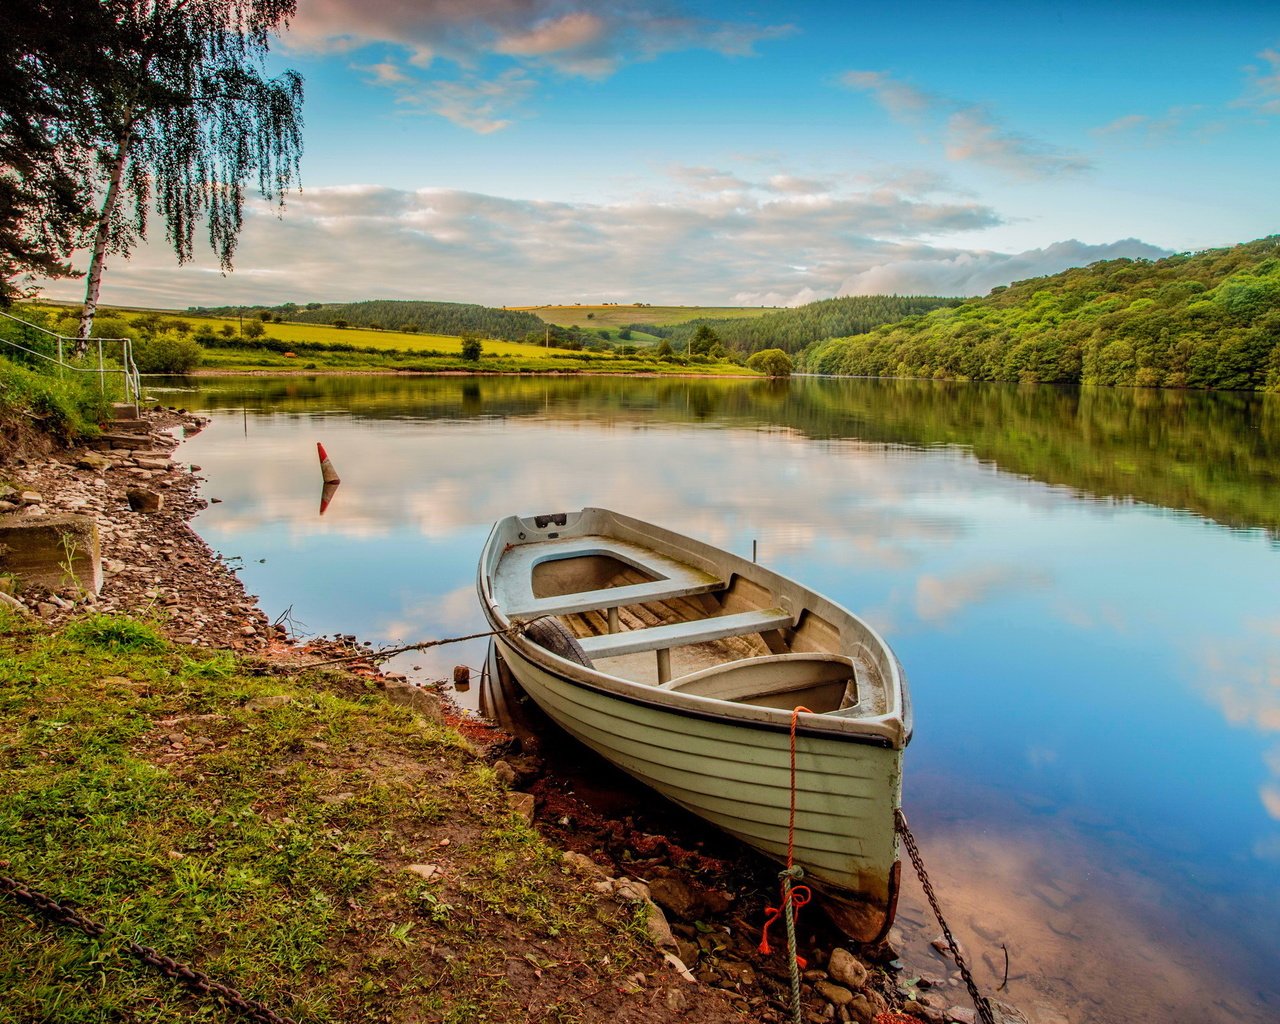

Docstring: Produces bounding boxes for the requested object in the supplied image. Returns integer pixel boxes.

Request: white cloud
[1236,46,1280,114]
[46,175,1052,307]
[811,238,1172,302]
[495,12,607,57]
[288,1,792,129]
[944,108,1092,180]
[843,69,1092,180]
[1092,106,1219,145]
[841,70,938,121]
[424,69,535,133]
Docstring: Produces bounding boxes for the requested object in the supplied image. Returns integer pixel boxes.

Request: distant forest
[187,299,546,341]
[801,237,1280,392]
[640,295,962,354]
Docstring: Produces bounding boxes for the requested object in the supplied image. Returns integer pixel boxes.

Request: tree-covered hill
[188,299,546,341]
[646,295,961,354]
[801,236,1280,391]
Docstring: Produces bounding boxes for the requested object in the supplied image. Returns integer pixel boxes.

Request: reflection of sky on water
[173,385,1280,1024]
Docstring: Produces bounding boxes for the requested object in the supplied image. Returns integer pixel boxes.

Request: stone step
[87,432,156,450]
[106,418,151,433]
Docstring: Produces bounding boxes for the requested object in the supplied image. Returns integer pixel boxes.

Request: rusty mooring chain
[895,810,997,1024]
[0,872,299,1024]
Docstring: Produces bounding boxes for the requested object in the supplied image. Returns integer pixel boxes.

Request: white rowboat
[477,507,912,941]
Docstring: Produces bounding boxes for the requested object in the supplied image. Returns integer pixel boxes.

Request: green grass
[0,356,114,441]
[508,305,781,328]
[0,610,657,1022]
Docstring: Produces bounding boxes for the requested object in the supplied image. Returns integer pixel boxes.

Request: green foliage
[0,3,103,302]
[0,355,112,440]
[689,324,719,355]
[460,335,483,362]
[800,237,1280,393]
[664,295,961,355]
[191,299,546,342]
[746,348,794,377]
[131,334,202,374]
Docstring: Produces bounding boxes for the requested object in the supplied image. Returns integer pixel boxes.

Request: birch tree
[75,0,303,347]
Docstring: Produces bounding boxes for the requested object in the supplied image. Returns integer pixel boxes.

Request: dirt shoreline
[0,407,1005,1024]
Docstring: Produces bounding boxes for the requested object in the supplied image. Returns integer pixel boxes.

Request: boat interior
[498,533,885,717]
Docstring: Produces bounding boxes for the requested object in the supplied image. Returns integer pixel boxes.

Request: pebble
[507,791,535,823]
[826,948,867,990]
[815,981,854,1007]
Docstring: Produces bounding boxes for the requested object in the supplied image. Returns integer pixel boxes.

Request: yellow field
[37,304,563,357]
[508,304,779,328]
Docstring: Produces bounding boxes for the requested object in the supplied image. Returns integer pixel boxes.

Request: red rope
[759,706,813,961]
[786,705,812,869]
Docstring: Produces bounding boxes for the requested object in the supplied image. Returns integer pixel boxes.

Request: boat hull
[493,634,902,942]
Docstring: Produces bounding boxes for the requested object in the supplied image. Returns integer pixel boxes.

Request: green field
[35,303,563,357]
[509,304,780,328]
[20,302,757,375]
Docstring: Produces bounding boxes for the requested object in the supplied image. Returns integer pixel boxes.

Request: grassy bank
[0,611,666,1022]
[0,357,113,446]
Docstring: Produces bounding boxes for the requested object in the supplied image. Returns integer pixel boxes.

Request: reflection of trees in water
[179,375,1280,537]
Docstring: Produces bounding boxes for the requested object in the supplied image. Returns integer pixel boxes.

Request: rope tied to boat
[758,706,814,1024]
[896,809,997,1024]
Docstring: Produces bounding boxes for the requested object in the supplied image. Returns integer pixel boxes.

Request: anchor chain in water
[895,809,997,1024]
[0,873,298,1024]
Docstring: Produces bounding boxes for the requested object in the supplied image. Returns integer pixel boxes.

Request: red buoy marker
[317,442,341,484]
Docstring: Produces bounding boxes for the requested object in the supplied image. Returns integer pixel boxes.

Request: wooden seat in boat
[498,535,725,619]
[578,607,794,660]
[658,653,858,712]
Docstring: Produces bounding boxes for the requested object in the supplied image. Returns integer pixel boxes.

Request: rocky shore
[0,407,1012,1024]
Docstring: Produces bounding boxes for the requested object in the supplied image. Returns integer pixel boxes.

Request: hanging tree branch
[69,0,304,347]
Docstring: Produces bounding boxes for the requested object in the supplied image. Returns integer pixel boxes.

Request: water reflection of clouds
[1194,620,1280,840]
[189,418,980,573]
[914,565,1052,625]
[1050,597,1130,633]
[896,814,1272,1024]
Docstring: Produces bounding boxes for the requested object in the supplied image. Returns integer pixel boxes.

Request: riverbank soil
[0,408,977,1023]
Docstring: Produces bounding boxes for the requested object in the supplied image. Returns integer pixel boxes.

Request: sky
[40,0,1280,309]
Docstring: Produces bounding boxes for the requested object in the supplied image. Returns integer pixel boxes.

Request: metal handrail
[0,309,142,415]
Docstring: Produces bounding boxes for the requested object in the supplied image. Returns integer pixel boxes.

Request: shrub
[460,336,483,361]
[746,348,794,377]
[132,335,203,374]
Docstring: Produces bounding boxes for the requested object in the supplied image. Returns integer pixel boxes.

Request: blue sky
[45,0,1280,309]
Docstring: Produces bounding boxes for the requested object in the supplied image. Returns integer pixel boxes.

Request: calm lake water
[160,374,1280,1024]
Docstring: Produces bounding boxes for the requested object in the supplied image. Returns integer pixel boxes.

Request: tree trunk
[76,126,133,353]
